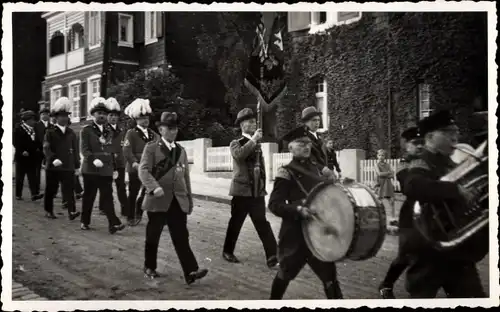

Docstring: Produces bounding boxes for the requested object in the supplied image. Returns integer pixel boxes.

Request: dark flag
[244,12,287,111]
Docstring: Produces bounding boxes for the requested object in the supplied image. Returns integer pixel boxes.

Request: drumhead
[302,181,355,262]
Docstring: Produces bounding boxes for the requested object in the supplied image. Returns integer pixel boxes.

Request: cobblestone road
[11,186,490,300]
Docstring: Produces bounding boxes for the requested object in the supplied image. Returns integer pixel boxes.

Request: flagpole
[253,23,265,198]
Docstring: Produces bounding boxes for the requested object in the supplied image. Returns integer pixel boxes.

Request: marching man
[138,112,208,284]
[222,108,278,268]
[42,98,80,220]
[268,127,343,300]
[123,98,159,226]
[101,97,129,217]
[80,97,125,234]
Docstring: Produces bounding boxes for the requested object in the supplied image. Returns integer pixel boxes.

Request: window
[145,12,158,45]
[315,79,329,132]
[69,81,81,120]
[87,75,101,114]
[418,83,432,119]
[89,12,101,49]
[50,85,62,107]
[309,12,362,34]
[118,13,134,47]
[49,31,65,57]
[68,23,84,51]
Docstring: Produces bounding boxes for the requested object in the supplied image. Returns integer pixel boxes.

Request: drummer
[268,127,343,300]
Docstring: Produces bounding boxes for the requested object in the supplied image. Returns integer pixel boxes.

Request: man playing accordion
[401,110,488,298]
[268,127,343,300]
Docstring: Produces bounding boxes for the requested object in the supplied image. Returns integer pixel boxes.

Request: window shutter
[287,12,311,32]
[80,81,87,117]
[134,12,145,43]
[156,12,164,37]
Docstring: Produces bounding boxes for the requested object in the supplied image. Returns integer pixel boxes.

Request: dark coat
[14,124,43,163]
[323,145,341,173]
[107,124,126,169]
[80,123,115,176]
[123,127,159,173]
[43,126,80,172]
[228,136,267,198]
[306,130,328,171]
[401,149,488,263]
[268,158,324,260]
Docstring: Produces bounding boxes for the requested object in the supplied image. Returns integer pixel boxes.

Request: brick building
[40,11,168,123]
[280,12,488,157]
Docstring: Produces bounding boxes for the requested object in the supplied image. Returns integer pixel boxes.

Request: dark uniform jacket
[43,126,80,172]
[80,123,115,176]
[307,130,328,171]
[268,158,324,259]
[107,124,126,169]
[402,149,488,263]
[123,127,159,173]
[14,124,43,163]
[228,136,267,198]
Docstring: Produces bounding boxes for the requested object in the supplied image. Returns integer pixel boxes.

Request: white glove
[52,159,63,167]
[153,187,164,197]
[93,159,104,168]
[132,162,139,170]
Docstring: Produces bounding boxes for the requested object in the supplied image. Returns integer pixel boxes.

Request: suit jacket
[35,121,51,142]
[43,126,80,172]
[107,124,126,169]
[307,130,328,171]
[80,123,115,176]
[228,136,267,197]
[401,149,488,263]
[138,140,193,214]
[123,127,159,173]
[14,124,43,163]
[268,158,324,261]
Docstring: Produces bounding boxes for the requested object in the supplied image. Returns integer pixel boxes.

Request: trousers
[44,170,76,213]
[16,160,38,198]
[127,172,145,220]
[81,174,121,227]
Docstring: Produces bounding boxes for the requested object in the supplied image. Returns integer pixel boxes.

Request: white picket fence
[360,159,401,192]
[205,146,233,172]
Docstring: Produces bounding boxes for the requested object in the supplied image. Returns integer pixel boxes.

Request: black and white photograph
[1,2,498,310]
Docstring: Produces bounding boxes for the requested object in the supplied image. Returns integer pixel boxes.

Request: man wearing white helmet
[42,97,80,220]
[122,98,159,226]
[80,97,125,234]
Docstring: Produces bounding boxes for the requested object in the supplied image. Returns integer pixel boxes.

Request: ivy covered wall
[280,12,488,158]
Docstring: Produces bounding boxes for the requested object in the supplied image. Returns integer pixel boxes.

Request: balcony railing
[48,48,84,75]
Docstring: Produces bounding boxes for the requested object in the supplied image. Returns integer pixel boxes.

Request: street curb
[12,281,48,301]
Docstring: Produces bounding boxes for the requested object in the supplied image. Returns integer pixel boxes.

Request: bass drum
[302,180,386,262]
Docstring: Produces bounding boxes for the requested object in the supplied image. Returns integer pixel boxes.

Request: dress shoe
[31,193,44,201]
[379,287,395,299]
[222,252,240,263]
[69,212,81,221]
[186,268,208,285]
[267,256,279,269]
[45,212,57,219]
[144,268,160,279]
[109,223,125,234]
[80,223,90,230]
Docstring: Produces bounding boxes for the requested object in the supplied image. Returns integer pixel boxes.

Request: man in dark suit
[378,126,423,299]
[14,110,44,201]
[123,98,159,226]
[42,98,80,220]
[323,139,342,178]
[221,108,278,268]
[34,107,51,195]
[101,97,128,217]
[80,97,125,234]
[138,112,208,284]
[402,110,488,298]
[268,127,343,299]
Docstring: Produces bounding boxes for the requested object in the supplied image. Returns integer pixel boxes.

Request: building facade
[281,12,488,157]
[40,11,168,123]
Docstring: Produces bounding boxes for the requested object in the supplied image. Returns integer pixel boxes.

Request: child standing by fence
[374,149,395,221]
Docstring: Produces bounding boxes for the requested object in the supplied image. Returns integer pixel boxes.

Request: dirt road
[12,187,490,300]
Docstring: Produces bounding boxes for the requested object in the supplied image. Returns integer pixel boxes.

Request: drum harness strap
[283,165,310,204]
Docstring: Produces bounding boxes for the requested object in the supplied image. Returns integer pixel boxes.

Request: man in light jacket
[138,111,208,284]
